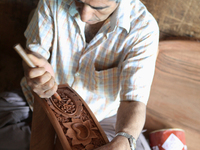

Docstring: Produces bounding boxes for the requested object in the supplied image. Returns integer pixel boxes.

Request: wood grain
[30,94,56,150]
[144,40,200,150]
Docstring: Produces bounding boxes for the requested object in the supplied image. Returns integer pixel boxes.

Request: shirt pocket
[94,67,120,100]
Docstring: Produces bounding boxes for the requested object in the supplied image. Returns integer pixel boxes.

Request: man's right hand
[22,53,58,98]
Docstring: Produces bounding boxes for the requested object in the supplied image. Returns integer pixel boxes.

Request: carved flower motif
[63,118,97,146]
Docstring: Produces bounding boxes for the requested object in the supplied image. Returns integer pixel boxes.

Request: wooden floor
[144,40,200,150]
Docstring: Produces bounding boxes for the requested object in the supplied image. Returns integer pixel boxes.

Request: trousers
[0,89,31,150]
[0,89,150,150]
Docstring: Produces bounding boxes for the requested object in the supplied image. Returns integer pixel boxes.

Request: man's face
[75,0,119,24]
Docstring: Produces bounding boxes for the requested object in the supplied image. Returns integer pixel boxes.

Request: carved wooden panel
[33,84,109,150]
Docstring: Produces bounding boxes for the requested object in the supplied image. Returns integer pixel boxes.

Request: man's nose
[80,4,93,22]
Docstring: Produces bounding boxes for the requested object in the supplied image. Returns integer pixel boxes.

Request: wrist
[112,135,131,150]
[115,132,136,150]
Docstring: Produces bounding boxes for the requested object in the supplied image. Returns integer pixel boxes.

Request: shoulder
[36,0,73,16]
[129,0,159,33]
[37,0,72,8]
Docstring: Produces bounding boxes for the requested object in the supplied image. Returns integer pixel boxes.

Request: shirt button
[75,72,80,77]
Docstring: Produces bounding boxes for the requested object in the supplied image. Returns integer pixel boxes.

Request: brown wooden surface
[54,138,64,150]
[141,0,200,40]
[33,93,72,150]
[30,95,56,150]
[31,84,109,150]
[144,40,200,150]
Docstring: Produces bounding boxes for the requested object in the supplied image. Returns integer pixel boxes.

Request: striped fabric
[21,0,159,121]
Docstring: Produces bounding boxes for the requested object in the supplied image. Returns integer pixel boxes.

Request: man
[0,0,159,149]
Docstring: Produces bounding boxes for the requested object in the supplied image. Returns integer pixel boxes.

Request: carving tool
[14,44,62,101]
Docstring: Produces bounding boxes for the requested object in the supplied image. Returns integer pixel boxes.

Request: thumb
[27,54,47,67]
[27,53,55,78]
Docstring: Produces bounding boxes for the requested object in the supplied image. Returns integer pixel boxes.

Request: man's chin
[86,20,99,25]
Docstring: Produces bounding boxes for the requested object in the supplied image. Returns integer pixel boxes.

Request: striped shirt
[21,0,159,121]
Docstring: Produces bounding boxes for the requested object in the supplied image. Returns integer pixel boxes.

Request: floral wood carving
[45,85,108,150]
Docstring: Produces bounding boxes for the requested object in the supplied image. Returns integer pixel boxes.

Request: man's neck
[84,21,105,43]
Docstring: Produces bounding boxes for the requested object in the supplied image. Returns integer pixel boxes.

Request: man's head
[75,0,120,24]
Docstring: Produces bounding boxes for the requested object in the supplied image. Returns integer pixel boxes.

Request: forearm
[116,101,146,139]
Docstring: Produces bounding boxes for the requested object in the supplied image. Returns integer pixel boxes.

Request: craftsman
[0,0,159,149]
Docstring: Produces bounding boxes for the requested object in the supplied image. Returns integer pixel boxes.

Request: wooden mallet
[14,44,62,101]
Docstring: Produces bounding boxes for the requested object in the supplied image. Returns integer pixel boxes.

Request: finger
[32,77,57,98]
[41,76,55,91]
[41,82,58,98]
[27,54,46,67]
[32,86,44,96]
[27,71,51,90]
[28,67,46,79]
[34,71,52,85]
[27,77,39,89]
[22,61,32,77]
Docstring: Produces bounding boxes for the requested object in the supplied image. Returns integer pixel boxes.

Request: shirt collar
[66,0,131,33]
[67,0,79,17]
[110,0,131,33]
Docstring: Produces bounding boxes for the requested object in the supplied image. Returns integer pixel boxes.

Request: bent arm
[95,101,146,150]
[114,101,146,149]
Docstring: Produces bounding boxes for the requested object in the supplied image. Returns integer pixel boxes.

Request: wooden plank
[30,97,56,150]
[144,41,200,150]
[54,137,64,150]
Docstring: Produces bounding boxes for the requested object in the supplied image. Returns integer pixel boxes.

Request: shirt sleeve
[24,0,54,60]
[120,13,159,105]
[22,0,55,110]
